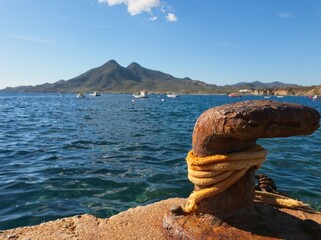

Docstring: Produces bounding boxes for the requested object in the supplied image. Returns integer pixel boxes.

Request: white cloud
[99,0,160,15]
[166,13,177,22]
[278,12,294,18]
[98,0,177,22]
[149,16,158,21]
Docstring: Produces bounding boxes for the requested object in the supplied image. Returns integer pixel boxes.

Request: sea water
[0,93,320,230]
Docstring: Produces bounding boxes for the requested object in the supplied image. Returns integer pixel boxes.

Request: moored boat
[133,90,148,98]
[89,91,101,96]
[166,92,178,98]
[77,92,86,98]
[228,93,241,98]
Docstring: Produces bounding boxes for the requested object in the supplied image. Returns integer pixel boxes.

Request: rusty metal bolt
[190,100,320,216]
[255,174,277,193]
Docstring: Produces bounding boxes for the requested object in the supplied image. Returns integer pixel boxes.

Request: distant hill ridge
[224,80,300,89]
[1,60,319,95]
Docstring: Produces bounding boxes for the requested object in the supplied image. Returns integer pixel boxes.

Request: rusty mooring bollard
[163,100,320,239]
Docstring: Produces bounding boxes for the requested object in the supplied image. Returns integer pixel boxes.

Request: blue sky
[0,0,320,89]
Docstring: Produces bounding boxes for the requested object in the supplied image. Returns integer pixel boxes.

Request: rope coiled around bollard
[182,145,267,213]
[182,144,315,213]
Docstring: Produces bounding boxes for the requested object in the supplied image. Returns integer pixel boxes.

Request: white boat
[77,92,85,98]
[133,90,148,98]
[228,93,241,98]
[312,95,321,100]
[89,91,100,96]
[166,92,178,98]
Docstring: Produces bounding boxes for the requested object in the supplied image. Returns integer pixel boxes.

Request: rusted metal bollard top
[189,100,320,215]
[193,100,320,156]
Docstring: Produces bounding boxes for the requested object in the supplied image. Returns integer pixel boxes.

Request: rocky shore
[251,86,321,96]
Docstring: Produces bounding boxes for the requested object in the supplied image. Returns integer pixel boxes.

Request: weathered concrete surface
[0,198,184,240]
[1,198,320,240]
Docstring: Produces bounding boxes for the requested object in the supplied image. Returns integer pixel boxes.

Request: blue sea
[0,93,320,230]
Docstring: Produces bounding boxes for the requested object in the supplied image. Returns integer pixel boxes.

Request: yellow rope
[182,145,267,213]
[182,144,316,214]
[255,191,316,213]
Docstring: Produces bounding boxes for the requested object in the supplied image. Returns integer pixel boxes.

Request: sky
[0,0,321,90]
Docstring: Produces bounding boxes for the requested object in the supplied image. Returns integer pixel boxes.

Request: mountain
[1,60,220,94]
[1,60,318,95]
